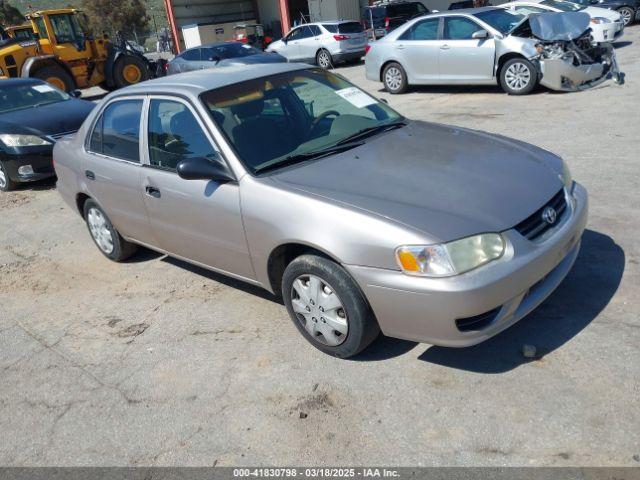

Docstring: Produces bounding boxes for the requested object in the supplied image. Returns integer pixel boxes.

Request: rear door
[395,17,441,82]
[439,16,495,81]
[140,96,254,280]
[83,97,155,244]
[296,26,319,62]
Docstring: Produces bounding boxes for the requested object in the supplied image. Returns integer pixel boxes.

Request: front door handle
[396,44,405,50]
[85,170,95,180]
[440,44,450,50]
[145,186,161,198]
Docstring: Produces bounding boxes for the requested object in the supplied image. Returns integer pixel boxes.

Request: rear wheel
[316,49,333,69]
[617,6,634,26]
[113,55,150,89]
[0,161,17,192]
[383,62,408,94]
[32,65,75,92]
[282,254,380,358]
[83,199,137,262]
[500,57,538,95]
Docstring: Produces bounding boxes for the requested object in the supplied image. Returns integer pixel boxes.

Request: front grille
[515,189,567,241]
[455,307,501,332]
[49,130,77,141]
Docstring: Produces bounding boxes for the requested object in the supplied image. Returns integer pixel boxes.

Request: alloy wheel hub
[291,274,348,346]
[386,68,402,90]
[87,208,114,254]
[505,63,531,91]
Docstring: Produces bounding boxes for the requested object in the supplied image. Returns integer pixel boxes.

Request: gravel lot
[1,27,639,467]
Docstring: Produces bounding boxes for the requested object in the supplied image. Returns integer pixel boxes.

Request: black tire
[382,62,408,94]
[499,57,538,95]
[113,55,150,89]
[316,49,333,69]
[282,254,380,358]
[0,161,17,192]
[617,6,634,26]
[83,199,137,262]
[32,64,75,92]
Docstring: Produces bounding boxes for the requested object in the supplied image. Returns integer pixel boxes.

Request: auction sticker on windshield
[33,85,56,93]
[335,87,377,109]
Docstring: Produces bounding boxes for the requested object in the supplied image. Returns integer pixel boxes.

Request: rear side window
[181,48,201,61]
[309,25,322,36]
[400,18,440,40]
[147,99,219,171]
[89,100,143,162]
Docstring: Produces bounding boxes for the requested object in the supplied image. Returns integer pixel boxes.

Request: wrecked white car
[364,7,624,95]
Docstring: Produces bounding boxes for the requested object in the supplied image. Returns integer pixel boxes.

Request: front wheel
[113,55,150,89]
[84,199,137,261]
[282,254,380,358]
[383,62,408,94]
[316,49,333,69]
[617,6,634,26]
[0,161,17,191]
[500,58,538,95]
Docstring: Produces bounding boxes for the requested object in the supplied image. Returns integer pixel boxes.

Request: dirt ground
[1,26,639,466]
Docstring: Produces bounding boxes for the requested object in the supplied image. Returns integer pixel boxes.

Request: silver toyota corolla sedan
[54,63,588,358]
[365,7,623,94]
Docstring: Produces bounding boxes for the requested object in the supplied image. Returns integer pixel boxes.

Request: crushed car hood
[271,121,564,242]
[529,11,591,41]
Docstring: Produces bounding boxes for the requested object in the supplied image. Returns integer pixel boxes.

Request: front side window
[388,2,427,17]
[33,17,49,40]
[287,27,304,41]
[89,100,142,162]
[147,100,218,170]
[201,69,402,174]
[444,17,482,39]
[49,14,82,44]
[400,18,440,40]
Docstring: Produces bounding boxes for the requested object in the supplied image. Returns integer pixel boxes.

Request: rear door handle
[440,44,450,50]
[145,186,161,198]
[396,44,405,50]
[85,170,95,180]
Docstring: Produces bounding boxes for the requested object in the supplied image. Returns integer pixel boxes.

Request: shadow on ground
[416,229,624,373]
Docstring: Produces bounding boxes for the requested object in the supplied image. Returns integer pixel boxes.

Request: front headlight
[0,134,52,147]
[560,160,572,189]
[590,16,611,24]
[396,233,506,277]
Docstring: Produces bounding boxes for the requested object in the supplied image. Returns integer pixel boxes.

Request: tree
[0,0,24,27]
[80,0,149,38]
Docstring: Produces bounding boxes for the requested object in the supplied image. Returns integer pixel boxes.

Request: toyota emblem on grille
[542,206,557,225]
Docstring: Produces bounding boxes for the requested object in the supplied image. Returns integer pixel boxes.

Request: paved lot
[1,27,639,467]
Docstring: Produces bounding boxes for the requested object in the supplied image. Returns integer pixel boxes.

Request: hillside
[10,0,168,29]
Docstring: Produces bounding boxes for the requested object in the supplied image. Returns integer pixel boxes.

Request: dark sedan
[571,0,639,24]
[0,78,95,191]
[166,41,286,75]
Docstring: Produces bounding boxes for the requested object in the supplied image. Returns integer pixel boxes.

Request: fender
[103,43,124,89]
[20,55,75,82]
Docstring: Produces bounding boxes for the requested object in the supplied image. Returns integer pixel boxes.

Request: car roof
[299,20,360,26]
[110,63,311,98]
[0,77,44,88]
[412,6,504,17]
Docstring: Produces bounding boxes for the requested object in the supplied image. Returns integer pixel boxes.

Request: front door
[395,17,441,82]
[83,98,155,244]
[439,16,495,81]
[140,97,255,280]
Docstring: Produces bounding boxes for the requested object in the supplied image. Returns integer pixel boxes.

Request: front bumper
[346,182,588,347]
[538,44,623,91]
[0,147,55,183]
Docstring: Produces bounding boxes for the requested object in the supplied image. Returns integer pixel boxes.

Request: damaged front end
[526,12,624,91]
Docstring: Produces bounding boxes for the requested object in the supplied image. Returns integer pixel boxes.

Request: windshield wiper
[254,142,364,175]
[336,121,406,146]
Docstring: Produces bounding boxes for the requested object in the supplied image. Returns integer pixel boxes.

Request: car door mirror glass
[176,156,234,182]
[472,29,489,39]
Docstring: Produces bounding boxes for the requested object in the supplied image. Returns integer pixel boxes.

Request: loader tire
[32,65,75,93]
[113,55,150,89]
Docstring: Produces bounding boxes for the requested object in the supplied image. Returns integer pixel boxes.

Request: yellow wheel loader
[0,9,164,92]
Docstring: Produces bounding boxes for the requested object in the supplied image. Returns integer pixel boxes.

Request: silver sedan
[54,63,587,358]
[365,7,623,94]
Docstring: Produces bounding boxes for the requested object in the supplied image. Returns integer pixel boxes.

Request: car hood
[270,121,564,242]
[529,11,591,40]
[221,52,287,66]
[0,98,95,137]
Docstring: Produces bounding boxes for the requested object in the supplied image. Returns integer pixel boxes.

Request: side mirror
[472,29,489,39]
[176,156,234,183]
[71,89,82,98]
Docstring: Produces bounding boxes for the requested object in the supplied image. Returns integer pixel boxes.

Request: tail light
[365,45,371,55]
[384,17,390,29]
[333,34,350,41]
[163,62,169,72]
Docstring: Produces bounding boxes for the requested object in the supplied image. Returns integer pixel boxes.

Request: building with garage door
[164,0,370,52]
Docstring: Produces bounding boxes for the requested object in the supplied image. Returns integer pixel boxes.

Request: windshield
[0,82,70,114]
[205,43,261,60]
[201,69,402,174]
[475,9,526,34]
[541,0,584,11]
